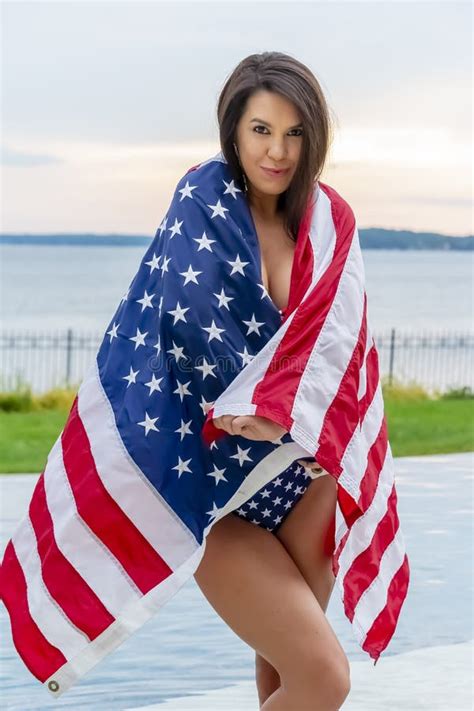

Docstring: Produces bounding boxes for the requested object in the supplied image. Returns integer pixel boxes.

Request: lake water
[0,452,472,710]
[1,244,472,394]
[1,244,472,333]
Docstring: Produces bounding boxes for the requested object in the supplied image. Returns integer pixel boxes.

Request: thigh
[193,512,344,679]
[274,472,338,611]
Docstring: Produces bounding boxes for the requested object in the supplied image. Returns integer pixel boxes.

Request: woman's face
[234,89,303,202]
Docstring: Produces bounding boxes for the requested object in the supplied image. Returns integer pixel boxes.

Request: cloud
[1,146,64,167]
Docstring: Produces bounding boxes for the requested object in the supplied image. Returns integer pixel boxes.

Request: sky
[1,0,472,237]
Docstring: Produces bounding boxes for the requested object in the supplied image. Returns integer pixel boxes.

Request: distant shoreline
[1,229,473,250]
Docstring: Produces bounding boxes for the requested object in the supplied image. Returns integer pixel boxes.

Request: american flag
[0,151,410,697]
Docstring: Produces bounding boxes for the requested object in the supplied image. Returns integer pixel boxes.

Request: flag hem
[43,543,205,698]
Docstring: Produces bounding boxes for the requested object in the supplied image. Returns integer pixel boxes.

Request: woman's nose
[267,142,287,160]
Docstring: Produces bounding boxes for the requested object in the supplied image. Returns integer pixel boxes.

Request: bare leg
[194,514,350,710]
[260,678,347,711]
[255,650,281,706]
[255,557,336,706]
[255,471,339,706]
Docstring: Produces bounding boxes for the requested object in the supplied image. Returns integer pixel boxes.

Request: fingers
[212,414,283,441]
[213,414,244,435]
[212,415,231,433]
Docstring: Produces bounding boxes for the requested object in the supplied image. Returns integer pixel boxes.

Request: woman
[0,48,408,703]
[194,52,351,710]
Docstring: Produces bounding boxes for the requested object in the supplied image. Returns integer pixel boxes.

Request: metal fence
[1,330,99,394]
[374,329,473,394]
[1,328,473,395]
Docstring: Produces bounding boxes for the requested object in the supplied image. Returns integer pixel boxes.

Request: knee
[316,653,351,706]
[329,655,351,704]
[295,650,351,707]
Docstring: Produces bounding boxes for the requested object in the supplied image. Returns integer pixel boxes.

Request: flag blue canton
[0,153,410,691]
[96,157,298,544]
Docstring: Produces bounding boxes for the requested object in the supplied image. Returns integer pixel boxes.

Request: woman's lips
[261,166,290,178]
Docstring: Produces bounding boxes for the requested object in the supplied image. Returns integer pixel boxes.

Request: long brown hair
[217,51,335,242]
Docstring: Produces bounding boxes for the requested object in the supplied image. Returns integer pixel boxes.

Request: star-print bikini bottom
[231,459,328,534]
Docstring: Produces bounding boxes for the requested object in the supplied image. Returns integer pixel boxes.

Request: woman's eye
[253,126,303,136]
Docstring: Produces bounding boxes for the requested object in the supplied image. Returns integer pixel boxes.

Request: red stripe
[0,540,67,682]
[252,185,357,438]
[327,321,382,571]
[185,163,202,174]
[332,527,348,579]
[61,397,173,593]
[29,472,115,639]
[201,190,317,446]
[359,416,390,512]
[362,554,411,663]
[342,483,400,621]
[201,405,227,445]
[332,422,388,579]
[334,318,388,548]
[281,190,317,322]
[334,415,393,607]
[315,295,368,475]
[359,339,379,421]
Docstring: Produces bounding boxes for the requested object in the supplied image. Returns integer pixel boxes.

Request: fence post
[388,327,396,386]
[66,329,73,388]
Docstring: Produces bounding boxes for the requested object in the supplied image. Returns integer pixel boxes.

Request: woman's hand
[212,414,287,442]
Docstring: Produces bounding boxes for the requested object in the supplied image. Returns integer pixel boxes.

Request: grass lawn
[0,396,472,474]
[384,397,473,456]
[0,410,69,474]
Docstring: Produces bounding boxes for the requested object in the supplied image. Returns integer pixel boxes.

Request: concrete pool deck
[126,639,472,710]
[1,451,473,710]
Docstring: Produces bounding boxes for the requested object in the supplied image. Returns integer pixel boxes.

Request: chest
[253,218,296,312]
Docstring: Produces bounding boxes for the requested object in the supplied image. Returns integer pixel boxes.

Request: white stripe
[339,382,385,496]
[337,444,393,578]
[334,497,346,547]
[77,361,198,569]
[12,517,87,658]
[44,542,207,698]
[291,223,365,454]
[211,306,299,416]
[335,516,348,551]
[334,382,386,545]
[332,444,403,648]
[334,331,381,545]
[357,319,373,402]
[335,442,401,646]
[353,524,407,645]
[210,183,323,419]
[43,436,141,617]
[308,187,338,286]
